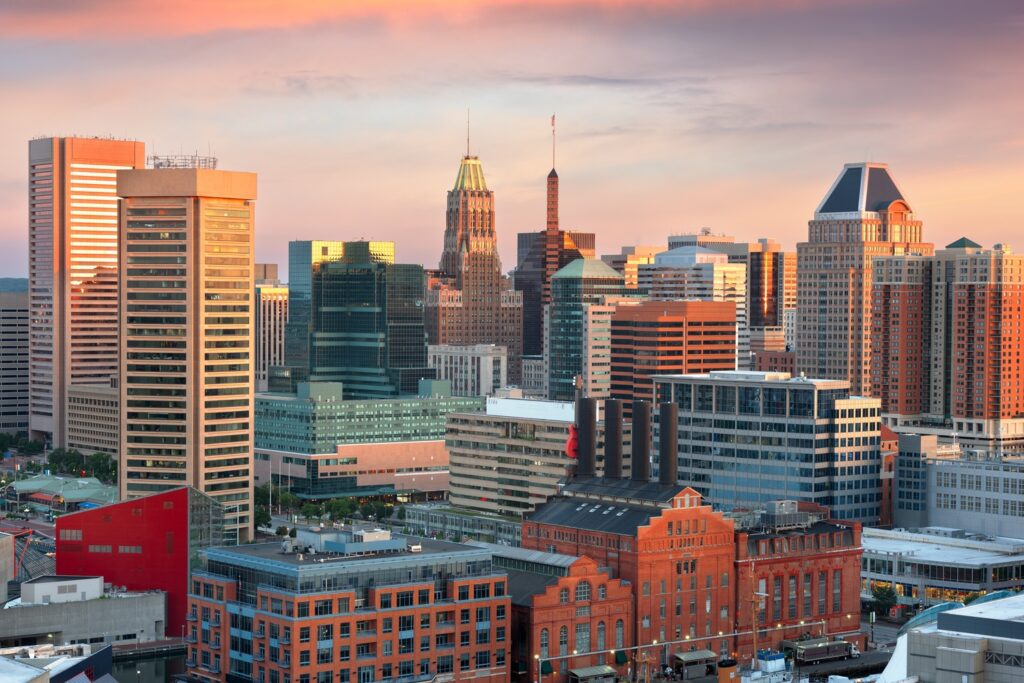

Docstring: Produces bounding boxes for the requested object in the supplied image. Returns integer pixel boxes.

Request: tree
[301,503,321,522]
[288,527,297,538]
[254,506,272,529]
[395,505,406,521]
[254,484,271,507]
[871,584,898,614]
[275,525,289,536]
[86,452,117,484]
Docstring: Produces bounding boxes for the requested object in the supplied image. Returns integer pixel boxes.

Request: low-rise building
[403,504,522,546]
[187,527,511,683]
[861,527,1024,608]
[0,576,165,648]
[428,344,508,397]
[3,475,116,515]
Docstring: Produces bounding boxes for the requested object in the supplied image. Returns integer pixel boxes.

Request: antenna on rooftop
[466,107,471,157]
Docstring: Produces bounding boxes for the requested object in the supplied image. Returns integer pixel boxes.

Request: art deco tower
[428,155,523,382]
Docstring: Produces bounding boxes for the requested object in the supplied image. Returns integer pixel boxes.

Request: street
[861,618,900,648]
[795,648,892,679]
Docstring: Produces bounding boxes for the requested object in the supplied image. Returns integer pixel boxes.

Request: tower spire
[551,112,556,169]
[467,107,471,157]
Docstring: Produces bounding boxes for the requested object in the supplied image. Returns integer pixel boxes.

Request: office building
[187,528,511,683]
[514,167,595,357]
[427,155,523,383]
[427,344,507,397]
[752,350,795,375]
[446,397,628,518]
[255,282,288,392]
[667,230,746,257]
[404,505,523,546]
[254,263,279,284]
[283,240,348,377]
[653,371,883,524]
[474,542,634,683]
[600,246,660,291]
[640,246,749,368]
[521,356,547,398]
[796,162,933,395]
[117,167,256,543]
[254,381,483,500]
[546,260,626,402]
[610,300,736,414]
[873,240,1024,451]
[65,381,118,456]
[747,239,796,329]
[27,136,146,446]
[861,527,1024,608]
[0,290,29,435]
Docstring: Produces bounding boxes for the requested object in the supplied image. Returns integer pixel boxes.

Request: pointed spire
[467,107,471,157]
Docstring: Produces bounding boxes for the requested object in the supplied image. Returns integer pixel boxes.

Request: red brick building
[479,544,633,683]
[733,501,865,663]
[610,301,736,415]
[55,486,223,637]
[879,425,898,528]
[752,350,795,375]
[188,529,510,683]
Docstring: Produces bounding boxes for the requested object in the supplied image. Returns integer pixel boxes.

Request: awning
[541,661,553,675]
[27,492,53,504]
[569,665,617,679]
[675,649,717,664]
[76,501,101,509]
[614,651,628,665]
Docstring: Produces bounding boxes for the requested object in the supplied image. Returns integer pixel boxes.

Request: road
[861,618,900,647]
[0,518,55,537]
[794,648,892,679]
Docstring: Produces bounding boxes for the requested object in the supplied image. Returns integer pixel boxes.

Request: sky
[1,0,1022,280]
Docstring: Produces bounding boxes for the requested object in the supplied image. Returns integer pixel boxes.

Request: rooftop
[652,370,850,389]
[562,476,681,504]
[936,593,1024,640]
[552,258,623,281]
[863,528,1024,567]
[946,236,982,250]
[482,397,576,422]
[23,575,99,584]
[526,496,662,536]
[452,155,488,192]
[816,162,908,215]
[467,541,578,570]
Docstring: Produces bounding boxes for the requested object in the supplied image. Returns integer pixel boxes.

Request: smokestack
[576,397,597,478]
[658,402,679,486]
[631,400,651,483]
[603,399,623,479]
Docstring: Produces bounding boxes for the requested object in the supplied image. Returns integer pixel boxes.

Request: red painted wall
[56,487,190,637]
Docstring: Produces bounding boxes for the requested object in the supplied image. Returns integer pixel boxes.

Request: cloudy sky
[1,0,1022,279]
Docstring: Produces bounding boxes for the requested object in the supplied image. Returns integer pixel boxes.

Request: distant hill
[0,278,28,292]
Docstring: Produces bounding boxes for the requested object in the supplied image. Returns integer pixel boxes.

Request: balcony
[280,635,291,645]
[254,628,265,638]
[187,613,198,622]
[254,652,265,662]
[201,664,221,675]
[356,630,377,639]
[185,658,197,668]
[281,658,291,667]
[211,618,222,628]
[185,633,197,644]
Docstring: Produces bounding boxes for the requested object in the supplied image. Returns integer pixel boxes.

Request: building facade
[600,246,661,291]
[610,300,736,414]
[283,240,347,379]
[55,486,224,638]
[65,381,118,456]
[28,136,146,446]
[117,167,256,543]
[428,344,508,397]
[256,283,288,392]
[653,371,883,524]
[747,240,796,330]
[0,290,29,435]
[796,162,934,396]
[640,247,748,369]
[546,260,626,402]
[187,529,511,683]
[427,156,523,383]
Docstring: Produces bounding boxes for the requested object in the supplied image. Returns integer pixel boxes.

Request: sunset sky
[1,0,1022,279]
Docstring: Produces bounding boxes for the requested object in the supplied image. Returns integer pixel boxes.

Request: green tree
[395,505,406,521]
[86,452,117,483]
[254,483,271,507]
[871,584,898,614]
[254,506,272,529]
[275,525,289,536]
[279,491,300,511]
[301,502,321,521]
[288,527,297,538]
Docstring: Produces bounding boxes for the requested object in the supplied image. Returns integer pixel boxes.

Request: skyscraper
[310,242,434,398]
[0,289,29,435]
[873,240,1024,450]
[255,282,288,392]
[28,136,146,445]
[117,167,257,544]
[514,167,595,357]
[546,259,626,401]
[747,238,797,329]
[283,240,347,379]
[426,155,523,381]
[796,162,933,395]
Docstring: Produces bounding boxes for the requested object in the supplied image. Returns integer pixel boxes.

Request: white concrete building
[427,344,507,397]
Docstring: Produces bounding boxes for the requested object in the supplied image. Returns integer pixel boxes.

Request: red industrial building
[55,486,223,637]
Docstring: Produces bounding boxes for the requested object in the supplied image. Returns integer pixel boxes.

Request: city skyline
[2,0,1023,279]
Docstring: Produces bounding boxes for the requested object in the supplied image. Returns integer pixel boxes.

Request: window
[540,629,549,659]
[496,627,506,643]
[788,576,798,618]
[773,577,782,621]
[299,627,310,643]
[559,626,568,673]
[317,625,332,641]
[575,581,591,602]
[818,572,827,615]
[458,586,469,600]
[575,623,590,654]
[397,591,414,608]
[596,622,606,661]
[803,574,812,617]
[833,570,842,612]
[475,651,490,669]
[559,588,569,604]
[496,605,506,621]
[380,594,392,609]
[598,585,607,600]
[615,620,624,649]
[474,584,490,599]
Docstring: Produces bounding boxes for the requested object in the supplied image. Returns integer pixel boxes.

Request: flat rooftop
[483,397,576,422]
[651,370,851,388]
[207,534,485,568]
[23,575,99,584]
[863,528,1024,567]
[937,593,1024,640]
[467,541,578,570]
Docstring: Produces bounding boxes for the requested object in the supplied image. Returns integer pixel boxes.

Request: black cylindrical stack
[630,400,651,482]
[658,402,679,486]
[576,397,597,478]
[603,399,623,479]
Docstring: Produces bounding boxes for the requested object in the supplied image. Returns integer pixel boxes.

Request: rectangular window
[773,577,782,621]
[833,570,842,612]
[788,576,797,618]
[803,574,812,617]
[818,572,827,615]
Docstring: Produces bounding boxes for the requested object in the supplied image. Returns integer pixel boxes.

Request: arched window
[540,628,549,659]
[559,588,569,604]
[597,621,606,663]
[575,581,591,602]
[559,625,569,673]
[615,620,624,649]
[598,585,607,600]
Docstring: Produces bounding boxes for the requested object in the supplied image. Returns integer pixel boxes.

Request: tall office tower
[117,168,257,544]
[796,162,933,395]
[27,137,146,445]
[514,167,595,356]
[873,240,1024,451]
[310,241,434,398]
[640,246,749,368]
[747,239,797,329]
[0,289,30,435]
[282,240,348,379]
[546,259,626,401]
[254,263,279,284]
[610,300,736,415]
[426,155,523,381]
[600,245,661,290]
[255,283,288,392]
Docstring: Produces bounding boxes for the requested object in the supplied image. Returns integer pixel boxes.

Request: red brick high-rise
[427,155,523,381]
